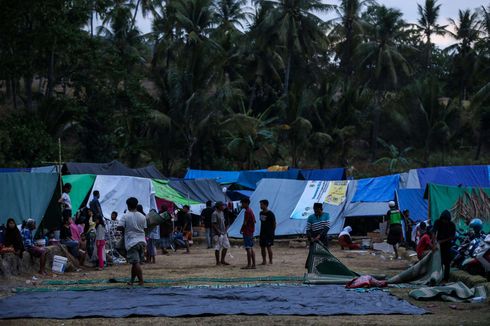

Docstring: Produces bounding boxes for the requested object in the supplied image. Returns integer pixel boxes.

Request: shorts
[213,234,230,251]
[127,242,146,264]
[259,237,274,247]
[27,246,46,258]
[387,224,403,245]
[243,235,254,249]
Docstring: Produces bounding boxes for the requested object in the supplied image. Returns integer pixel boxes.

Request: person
[433,210,456,282]
[201,201,214,249]
[89,190,104,219]
[95,215,106,270]
[59,183,73,217]
[4,218,24,257]
[159,205,173,254]
[403,210,415,248]
[240,198,256,269]
[21,219,47,274]
[172,226,190,253]
[259,199,276,265]
[416,228,435,260]
[338,226,360,250]
[306,203,330,247]
[119,197,147,286]
[84,208,97,264]
[60,216,84,264]
[137,204,146,216]
[385,201,403,259]
[69,216,82,242]
[177,205,192,245]
[212,201,230,266]
[147,221,161,262]
[414,221,428,245]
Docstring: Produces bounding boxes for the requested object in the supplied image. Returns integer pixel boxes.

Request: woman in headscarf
[4,218,24,257]
[338,226,360,250]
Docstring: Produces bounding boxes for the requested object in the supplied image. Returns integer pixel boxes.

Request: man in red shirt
[240,198,256,269]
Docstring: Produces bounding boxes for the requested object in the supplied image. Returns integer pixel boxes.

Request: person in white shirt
[118,197,147,286]
[59,183,73,216]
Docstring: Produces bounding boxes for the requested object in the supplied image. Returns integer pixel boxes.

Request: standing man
[201,201,214,249]
[259,199,276,265]
[212,201,230,266]
[119,197,147,286]
[240,198,256,269]
[433,210,456,282]
[59,183,73,217]
[90,190,104,219]
[385,201,403,259]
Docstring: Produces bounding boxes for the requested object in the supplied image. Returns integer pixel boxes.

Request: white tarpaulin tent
[88,175,157,217]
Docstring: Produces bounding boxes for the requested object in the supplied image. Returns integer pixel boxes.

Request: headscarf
[440,210,451,222]
[4,218,24,252]
[338,226,352,238]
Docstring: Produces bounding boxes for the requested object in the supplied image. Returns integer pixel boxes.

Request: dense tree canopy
[0,0,489,177]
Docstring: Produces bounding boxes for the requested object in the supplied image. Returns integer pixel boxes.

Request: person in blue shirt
[306,203,330,246]
[21,219,47,275]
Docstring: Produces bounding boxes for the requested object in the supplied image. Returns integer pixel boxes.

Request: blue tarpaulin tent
[299,168,345,181]
[397,189,428,222]
[184,169,242,184]
[236,170,300,189]
[351,174,400,203]
[416,165,490,189]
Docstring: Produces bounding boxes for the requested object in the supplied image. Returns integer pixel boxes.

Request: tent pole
[58,138,63,212]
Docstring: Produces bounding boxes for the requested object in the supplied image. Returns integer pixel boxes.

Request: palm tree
[415,0,447,69]
[356,5,412,160]
[374,138,412,173]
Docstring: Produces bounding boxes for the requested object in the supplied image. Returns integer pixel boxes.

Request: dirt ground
[1,240,489,325]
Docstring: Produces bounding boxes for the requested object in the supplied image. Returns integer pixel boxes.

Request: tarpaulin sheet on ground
[62,174,96,211]
[236,170,300,189]
[0,173,58,226]
[426,183,490,233]
[306,242,358,277]
[228,179,353,237]
[0,285,425,318]
[151,179,200,206]
[299,168,345,181]
[409,281,487,302]
[351,174,399,203]
[88,175,157,217]
[388,250,443,285]
[417,165,490,189]
[397,189,428,222]
[168,179,228,203]
[64,160,165,179]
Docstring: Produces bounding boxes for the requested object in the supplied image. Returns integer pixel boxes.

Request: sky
[132,0,488,47]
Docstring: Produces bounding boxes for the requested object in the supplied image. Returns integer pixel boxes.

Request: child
[147,224,160,264]
[173,226,190,253]
[416,228,434,260]
[95,216,106,270]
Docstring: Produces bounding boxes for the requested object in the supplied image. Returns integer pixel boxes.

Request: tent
[61,174,96,212]
[0,173,60,229]
[152,179,201,206]
[426,183,490,233]
[236,170,300,189]
[64,160,165,179]
[397,189,428,222]
[404,165,490,189]
[351,174,399,203]
[299,168,345,181]
[0,168,31,173]
[88,175,157,217]
[228,179,354,237]
[168,179,228,203]
[184,169,242,185]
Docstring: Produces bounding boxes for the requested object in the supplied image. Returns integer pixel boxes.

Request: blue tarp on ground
[351,175,400,203]
[237,170,300,189]
[184,169,242,184]
[299,168,345,181]
[397,189,428,222]
[0,285,425,318]
[417,165,490,189]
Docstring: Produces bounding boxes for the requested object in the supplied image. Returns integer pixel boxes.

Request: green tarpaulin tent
[62,174,96,211]
[427,183,490,233]
[0,173,59,227]
[152,179,201,206]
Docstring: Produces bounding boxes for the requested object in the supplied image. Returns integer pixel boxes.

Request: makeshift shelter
[152,179,201,207]
[88,175,157,217]
[64,160,165,179]
[236,170,300,189]
[404,165,490,189]
[299,168,345,181]
[397,189,428,222]
[426,183,490,233]
[0,173,60,229]
[61,174,96,212]
[184,169,242,185]
[228,179,354,237]
[168,179,228,203]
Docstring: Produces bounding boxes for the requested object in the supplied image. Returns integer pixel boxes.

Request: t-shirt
[306,213,330,239]
[241,207,256,237]
[433,219,456,242]
[60,225,72,240]
[259,210,276,239]
[120,211,147,251]
[21,228,34,248]
[201,207,214,228]
[89,198,103,218]
[70,222,81,241]
[61,192,72,210]
[149,225,160,240]
[416,234,432,259]
[159,212,173,237]
[177,211,192,231]
[212,210,226,236]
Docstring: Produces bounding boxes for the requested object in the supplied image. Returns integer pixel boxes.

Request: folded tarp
[64,160,165,179]
[426,183,490,233]
[299,168,345,181]
[417,165,490,189]
[397,189,428,222]
[228,179,353,237]
[62,174,96,212]
[306,242,358,277]
[0,285,425,318]
[88,175,157,217]
[351,174,399,203]
[409,281,487,302]
[184,169,242,185]
[0,173,59,226]
[388,250,443,285]
[152,179,200,206]
[168,179,228,203]
[237,170,300,189]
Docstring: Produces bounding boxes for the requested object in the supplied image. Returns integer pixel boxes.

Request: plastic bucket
[52,255,68,273]
[361,238,372,249]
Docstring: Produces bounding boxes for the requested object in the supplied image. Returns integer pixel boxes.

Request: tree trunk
[130,0,141,30]
[474,119,484,160]
[6,77,11,98]
[90,11,94,37]
[12,79,18,110]
[284,52,291,99]
[46,40,57,97]
[370,95,381,161]
[24,75,33,111]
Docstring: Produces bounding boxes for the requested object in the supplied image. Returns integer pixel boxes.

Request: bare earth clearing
[1,240,489,325]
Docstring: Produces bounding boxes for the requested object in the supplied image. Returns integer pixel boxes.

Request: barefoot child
[95,216,106,270]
